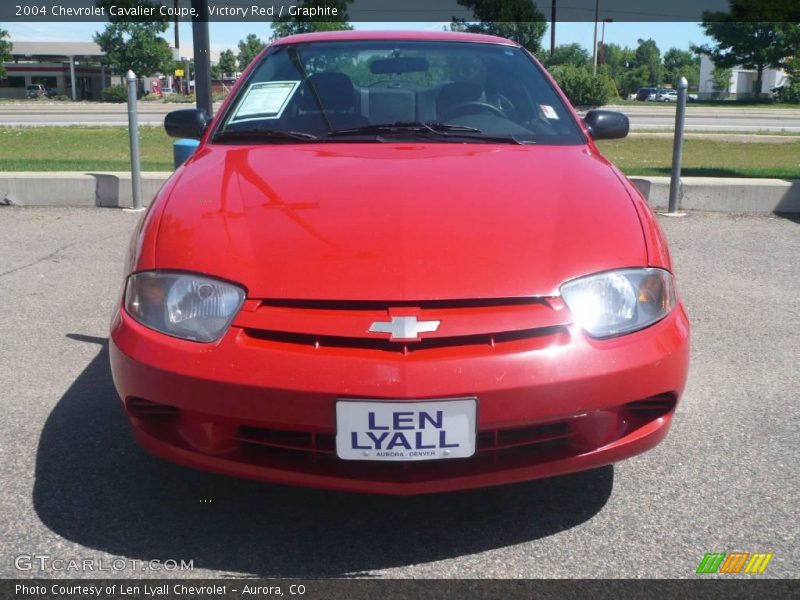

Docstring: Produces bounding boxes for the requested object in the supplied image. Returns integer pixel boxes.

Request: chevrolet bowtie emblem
[368,316,441,341]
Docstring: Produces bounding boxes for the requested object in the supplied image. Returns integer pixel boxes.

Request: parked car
[111,31,690,495]
[26,84,55,99]
[635,87,658,101]
[657,89,678,102]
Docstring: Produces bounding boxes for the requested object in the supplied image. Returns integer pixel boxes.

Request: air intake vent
[234,427,335,455]
[126,397,180,419]
[624,394,676,417]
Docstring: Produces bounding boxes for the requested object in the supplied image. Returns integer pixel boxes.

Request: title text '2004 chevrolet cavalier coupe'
[110,31,690,495]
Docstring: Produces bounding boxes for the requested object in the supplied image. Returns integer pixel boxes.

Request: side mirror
[584,109,629,140]
[164,108,212,140]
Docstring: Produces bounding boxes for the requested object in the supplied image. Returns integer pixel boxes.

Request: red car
[110,31,690,495]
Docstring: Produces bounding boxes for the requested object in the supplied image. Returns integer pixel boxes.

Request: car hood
[156,143,646,300]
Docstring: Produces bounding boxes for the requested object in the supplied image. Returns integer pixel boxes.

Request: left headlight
[124,271,246,342]
[560,268,676,338]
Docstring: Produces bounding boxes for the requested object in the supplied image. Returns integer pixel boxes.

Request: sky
[5,21,712,59]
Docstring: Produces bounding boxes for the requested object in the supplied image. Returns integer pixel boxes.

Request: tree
[616,65,652,97]
[549,64,616,106]
[711,66,732,93]
[662,47,700,89]
[545,43,590,69]
[451,0,547,55]
[0,28,12,80]
[634,38,662,85]
[237,34,266,71]
[93,22,173,79]
[699,0,800,97]
[271,1,353,40]
[603,43,636,80]
[217,49,237,76]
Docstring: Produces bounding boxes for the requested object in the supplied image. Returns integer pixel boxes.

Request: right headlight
[124,271,246,343]
[560,268,676,338]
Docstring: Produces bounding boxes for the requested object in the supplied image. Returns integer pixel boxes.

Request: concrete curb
[629,176,800,213]
[0,172,172,208]
[1,172,799,213]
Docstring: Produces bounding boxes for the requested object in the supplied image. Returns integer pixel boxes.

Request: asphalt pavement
[605,104,800,132]
[0,208,797,579]
[1,101,800,132]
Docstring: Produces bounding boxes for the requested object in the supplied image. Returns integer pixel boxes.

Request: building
[2,40,226,100]
[0,41,111,100]
[698,54,788,100]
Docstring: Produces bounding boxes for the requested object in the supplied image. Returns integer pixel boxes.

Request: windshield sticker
[540,104,559,120]
[232,81,300,121]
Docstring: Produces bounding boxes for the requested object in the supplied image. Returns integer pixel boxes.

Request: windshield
[215,40,585,145]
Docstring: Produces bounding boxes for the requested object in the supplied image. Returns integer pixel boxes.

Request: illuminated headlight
[124,271,246,342]
[560,268,676,338]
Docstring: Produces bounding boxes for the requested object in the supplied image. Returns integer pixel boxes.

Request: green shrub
[774,82,800,104]
[548,64,616,107]
[166,93,197,103]
[102,86,129,103]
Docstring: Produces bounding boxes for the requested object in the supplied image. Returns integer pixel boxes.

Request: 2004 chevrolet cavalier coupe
[110,31,690,494]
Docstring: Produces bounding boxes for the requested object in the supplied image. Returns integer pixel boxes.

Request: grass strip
[1,127,798,179]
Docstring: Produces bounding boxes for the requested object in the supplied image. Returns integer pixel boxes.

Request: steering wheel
[492,93,517,113]
[439,101,507,121]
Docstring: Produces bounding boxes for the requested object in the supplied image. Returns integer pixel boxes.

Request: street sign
[175,69,185,77]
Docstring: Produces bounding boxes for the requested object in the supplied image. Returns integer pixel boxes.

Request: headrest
[297,72,358,112]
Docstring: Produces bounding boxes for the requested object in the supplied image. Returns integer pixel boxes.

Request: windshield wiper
[327,122,524,144]
[214,128,318,143]
[328,122,481,137]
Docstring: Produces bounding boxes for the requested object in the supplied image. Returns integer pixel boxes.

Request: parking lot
[0,207,797,578]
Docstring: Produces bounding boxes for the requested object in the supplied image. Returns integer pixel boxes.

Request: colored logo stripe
[696,552,773,574]
[696,553,726,574]
[744,553,774,574]
[720,553,749,573]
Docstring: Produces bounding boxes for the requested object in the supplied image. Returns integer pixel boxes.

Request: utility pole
[599,19,612,66]
[192,0,213,115]
[592,0,600,75]
[181,57,188,94]
[173,0,180,50]
[172,0,181,94]
[550,0,557,56]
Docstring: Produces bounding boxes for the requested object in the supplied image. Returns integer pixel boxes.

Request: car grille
[233,420,574,458]
[232,420,580,483]
[128,395,676,484]
[242,326,567,354]
[233,297,571,355]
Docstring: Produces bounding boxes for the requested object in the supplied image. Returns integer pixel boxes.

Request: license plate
[336,398,477,461]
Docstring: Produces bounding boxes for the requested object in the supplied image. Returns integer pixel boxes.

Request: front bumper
[109,304,690,495]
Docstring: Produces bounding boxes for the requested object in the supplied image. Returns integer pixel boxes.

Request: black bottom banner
[4,579,799,600]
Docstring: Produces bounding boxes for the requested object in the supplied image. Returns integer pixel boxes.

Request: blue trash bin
[173,139,200,168]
